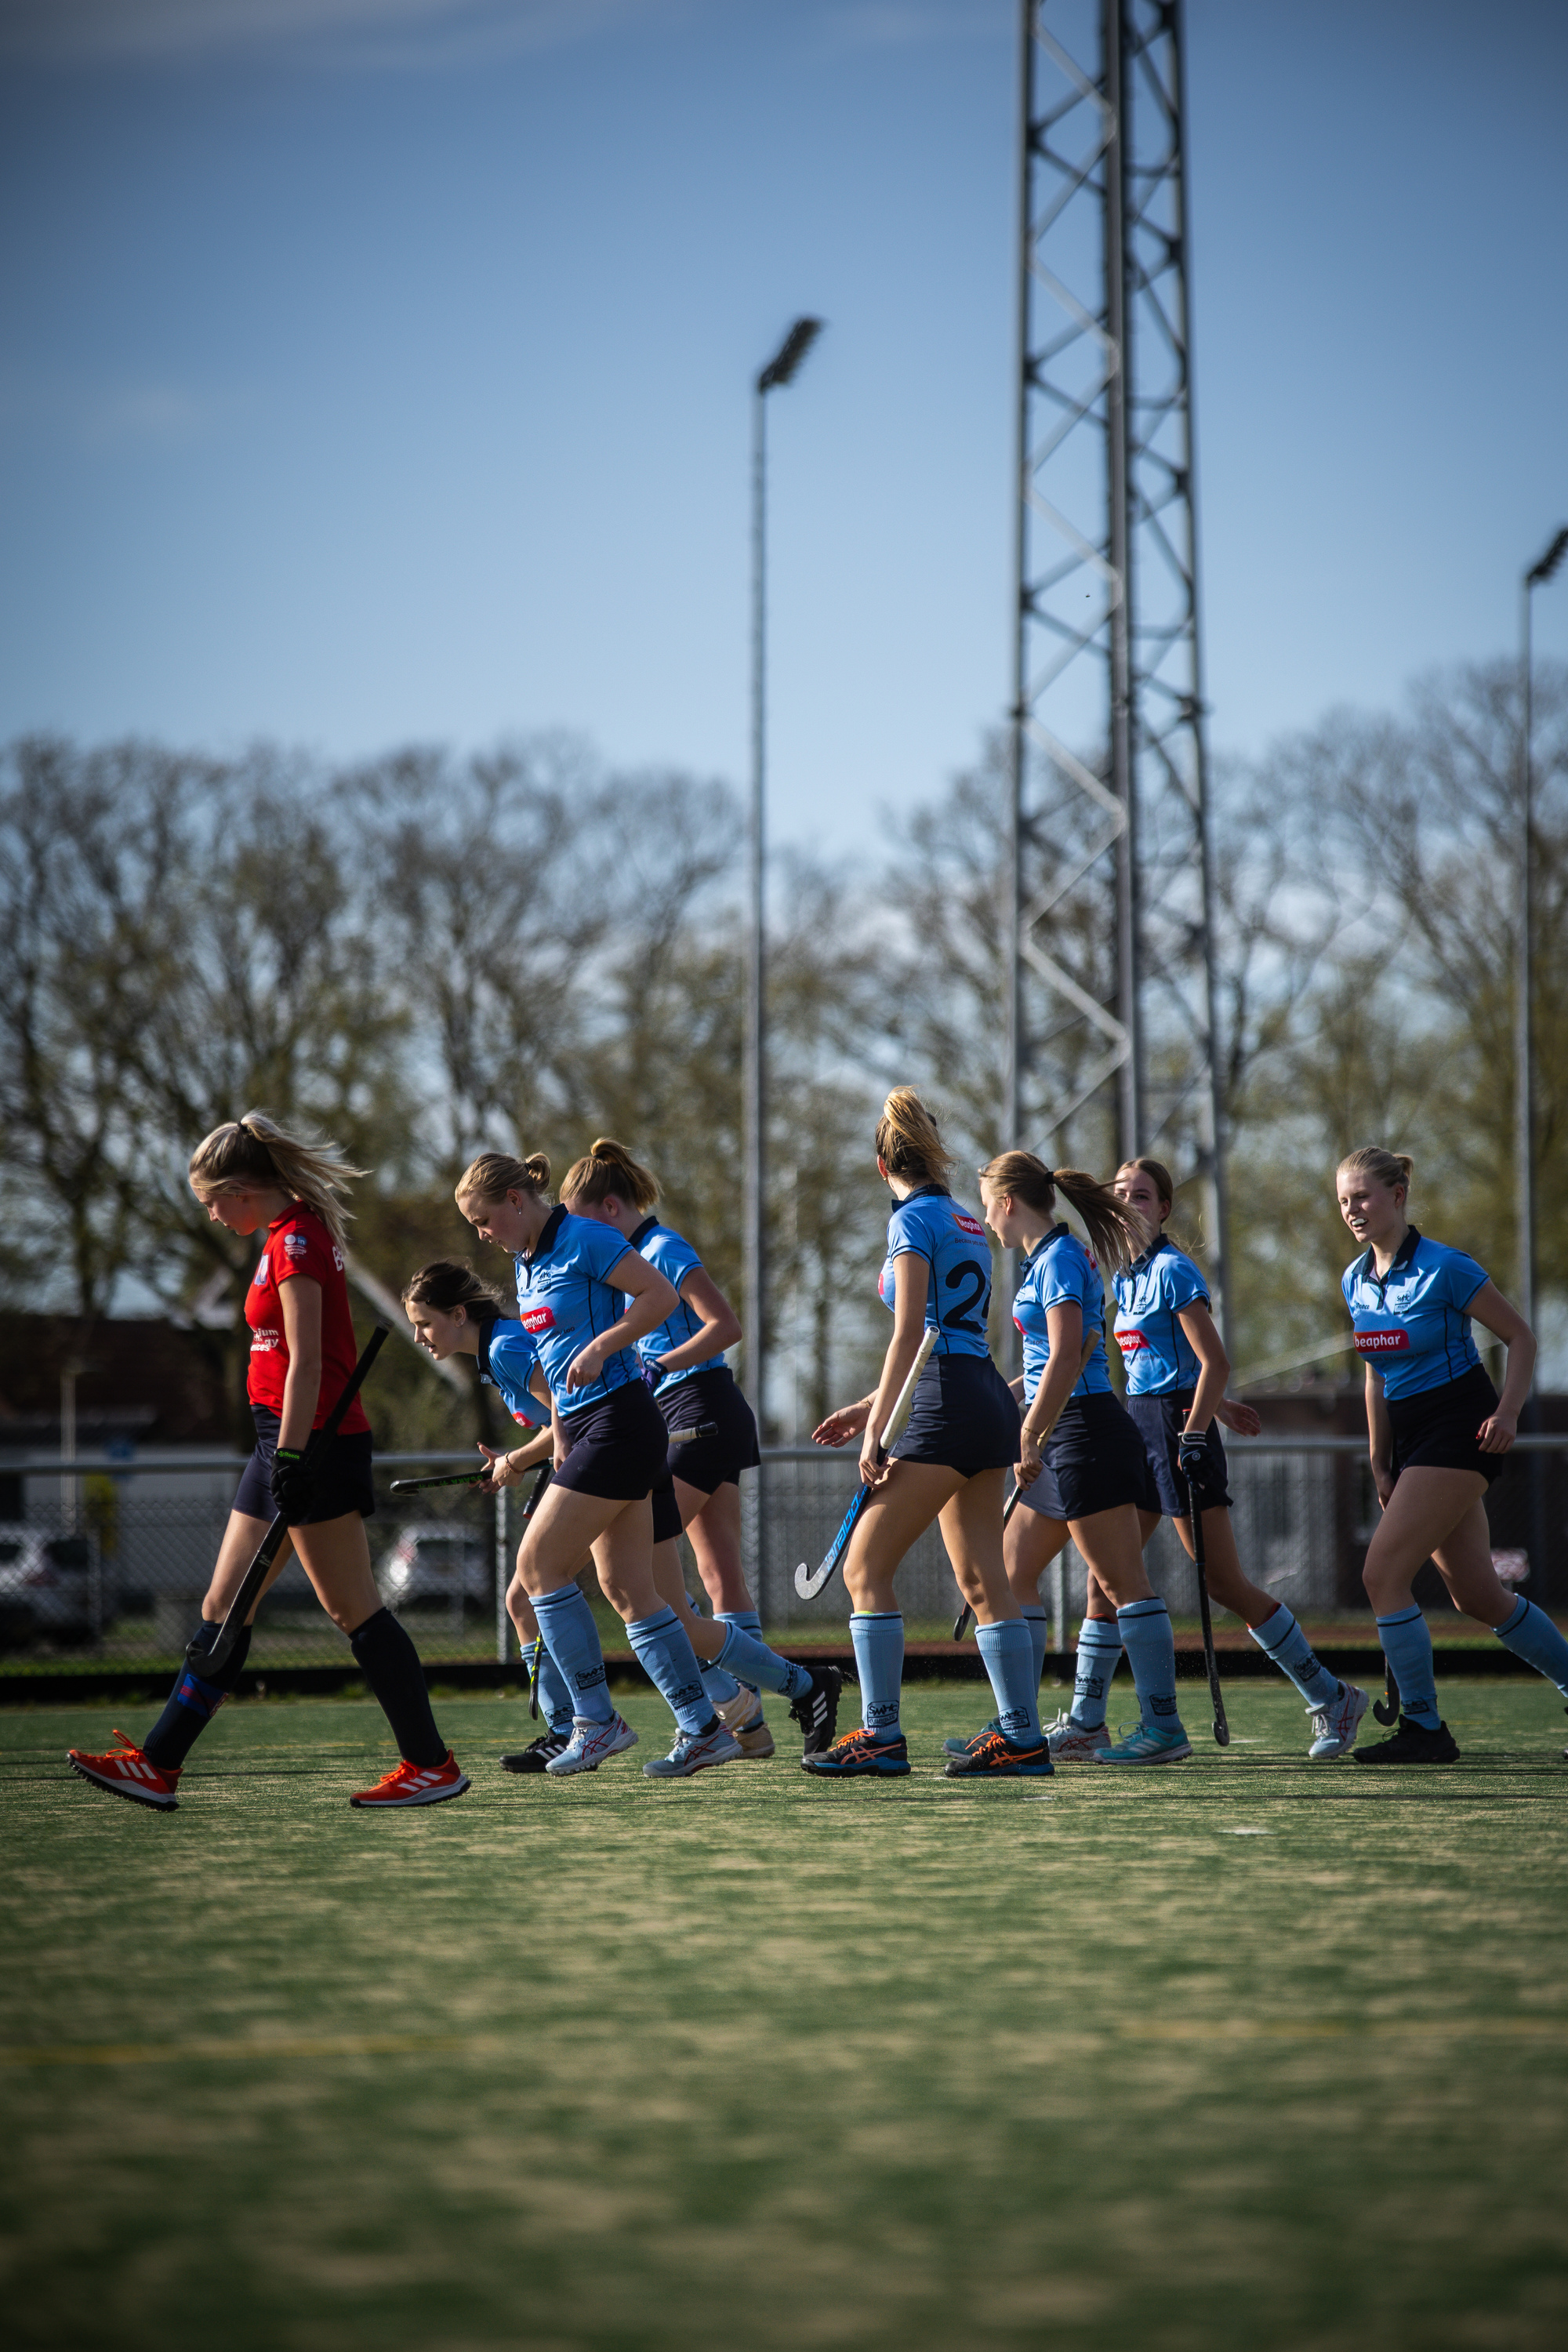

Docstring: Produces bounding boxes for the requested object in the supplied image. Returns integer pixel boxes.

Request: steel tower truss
[1006,0,1229,1325]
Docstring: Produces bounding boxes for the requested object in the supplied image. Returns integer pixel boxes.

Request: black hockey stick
[952,1483,1026,1642]
[794,1330,936,1600]
[1187,1468,1229,1747]
[390,1421,718,1494]
[191,1323,390,1678]
[1373,1661,1401,1726]
[513,1461,554,1719]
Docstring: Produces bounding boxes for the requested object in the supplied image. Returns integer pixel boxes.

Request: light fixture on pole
[744,314,823,1425]
[1515,524,1568,1330]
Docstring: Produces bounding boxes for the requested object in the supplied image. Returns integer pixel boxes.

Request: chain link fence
[1,1436,1563,1671]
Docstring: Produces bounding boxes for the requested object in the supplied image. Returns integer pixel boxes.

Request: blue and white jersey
[1112,1237,1210,1396]
[1341,1226,1488,1403]
[1012,1225,1111,1403]
[877,1185,994,1359]
[627,1214,727,1399]
[476,1316,550,1428]
[513,1206,647,1413]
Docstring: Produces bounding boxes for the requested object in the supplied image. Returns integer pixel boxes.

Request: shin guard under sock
[713,1619,812,1700]
[626,1608,712,1737]
[1374,1606,1439,1728]
[350,1607,447,1767]
[533,1583,614,1726]
[143,1621,253,1769]
[850,1611,904,1740]
[1249,1603,1338,1709]
[975,1618,1044,1744]
[1021,1605,1050,1691]
[1116,1597,1183,1733]
[1071,1616,1122,1730]
[1494,1595,1568,1702]
[700,1660,743,1705]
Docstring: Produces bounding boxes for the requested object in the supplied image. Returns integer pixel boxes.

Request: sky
[1,0,1566,863]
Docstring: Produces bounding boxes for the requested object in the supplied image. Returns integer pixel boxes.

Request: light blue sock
[533,1584,614,1726]
[850,1611,904,1740]
[1249,1603,1339,1709]
[626,1607,713,1737]
[715,1620,811,1700]
[1021,1605,1049,1690]
[524,1636,575,1735]
[1116,1597,1184,1734]
[700,1660,743,1705]
[975,1618,1044,1744]
[1072,1617,1123,1729]
[1494,1595,1568,1702]
[1375,1606,1439,1727]
[718,1608,763,1637]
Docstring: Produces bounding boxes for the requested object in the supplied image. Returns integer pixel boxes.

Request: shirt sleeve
[1035,1241,1090,1316]
[488,1329,549,1424]
[575,1217,643,1284]
[272,1211,332,1286]
[1156,1254,1210,1312]
[1439,1249,1488,1311]
[648,1229,703,1290]
[887,1200,931,1261]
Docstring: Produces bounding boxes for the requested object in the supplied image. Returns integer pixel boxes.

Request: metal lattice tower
[1005,0,1229,1330]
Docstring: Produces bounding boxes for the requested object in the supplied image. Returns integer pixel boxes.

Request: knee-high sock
[142,1620,253,1769]
[532,1584,614,1726]
[1248,1603,1338,1708]
[1494,1595,1568,1702]
[1021,1605,1049,1690]
[713,1619,811,1700]
[700,1659,743,1704]
[626,1608,713,1737]
[1116,1597,1183,1733]
[975,1618,1043,1743]
[850,1611,904,1740]
[350,1607,447,1767]
[524,1636,575,1736]
[1375,1606,1439,1728]
[717,1608,763,1637]
[1071,1616,1123,1729]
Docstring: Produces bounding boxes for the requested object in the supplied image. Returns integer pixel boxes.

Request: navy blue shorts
[556,1381,670,1504]
[660,1365,760,1496]
[1015,1392,1160,1522]
[1389,1364,1506,1488]
[233,1406,376,1525]
[1127,1392,1231,1515]
[892,1352,1020,1479]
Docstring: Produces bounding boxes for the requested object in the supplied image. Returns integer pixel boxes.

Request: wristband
[275,1447,303,1465]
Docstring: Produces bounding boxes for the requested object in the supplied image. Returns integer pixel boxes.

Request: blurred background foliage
[2,655,1563,1444]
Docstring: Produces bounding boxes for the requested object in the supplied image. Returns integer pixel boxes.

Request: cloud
[0,0,666,70]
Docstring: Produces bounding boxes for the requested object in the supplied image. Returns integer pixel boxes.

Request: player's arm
[479,1420,555,1491]
[564,1252,679,1394]
[1016,1300,1082,1485]
[276,1276,324,1455]
[1174,1300,1232,1440]
[859,1254,928,1486]
[655,1266,742,1373]
[1465,1280,1537,1452]
[1364,1361,1395,1507]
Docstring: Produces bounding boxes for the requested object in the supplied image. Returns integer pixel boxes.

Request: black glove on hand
[1177,1430,1209,1486]
[269,1446,315,1523]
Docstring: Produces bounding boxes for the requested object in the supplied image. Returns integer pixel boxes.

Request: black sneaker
[500,1730,572,1773]
[789,1665,843,1758]
[1352,1715,1459,1765]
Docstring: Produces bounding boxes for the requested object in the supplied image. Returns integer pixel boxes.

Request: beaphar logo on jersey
[521,1307,556,1334]
[1354,1328,1410,1354]
[953,1211,985,1238]
[1116,1329,1152,1355]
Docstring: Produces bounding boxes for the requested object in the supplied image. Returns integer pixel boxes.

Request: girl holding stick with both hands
[454,1151,746,1779]
[806,1090,1049,1779]
[69,1114,469,1812]
[1337,1145,1568,1763]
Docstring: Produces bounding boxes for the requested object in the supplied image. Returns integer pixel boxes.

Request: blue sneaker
[544,1713,639,1776]
[802,1730,909,1777]
[643,1724,744,1779]
[1093,1723,1192,1766]
[942,1715,1000,1758]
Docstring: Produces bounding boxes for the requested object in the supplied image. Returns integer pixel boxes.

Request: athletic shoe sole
[644,1730,746,1779]
[350,1772,471,1809]
[67,1757,178,1810]
[1092,1739,1193,1766]
[546,1719,640,1777]
[943,1750,1054,1780]
[801,1744,910,1779]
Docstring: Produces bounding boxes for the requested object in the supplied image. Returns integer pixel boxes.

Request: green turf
[4,1680,1567,2352]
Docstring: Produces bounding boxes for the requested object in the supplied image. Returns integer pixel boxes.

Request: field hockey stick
[794,1328,937,1600]
[513,1462,555,1719]
[191,1324,391,1678]
[1186,1468,1229,1747]
[1374,1661,1401,1726]
[390,1420,719,1496]
[952,1483,1025,1642]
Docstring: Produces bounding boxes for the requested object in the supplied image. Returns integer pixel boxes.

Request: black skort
[891,1352,1020,1479]
[1127,1392,1232,1516]
[556,1381,670,1503]
[1015,1391,1161,1522]
[1388,1363,1508,1489]
[661,1364,760,1496]
[234,1404,376,1525]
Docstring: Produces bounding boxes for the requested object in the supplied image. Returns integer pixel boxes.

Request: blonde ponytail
[874,1087,954,1189]
[456,1150,552,1210]
[1337,1145,1414,1200]
[188,1111,366,1246]
[560,1137,660,1214]
[978,1149,1145,1279]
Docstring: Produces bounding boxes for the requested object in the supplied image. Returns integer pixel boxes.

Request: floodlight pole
[745,317,823,1432]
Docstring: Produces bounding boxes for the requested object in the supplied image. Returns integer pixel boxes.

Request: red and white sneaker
[350,1751,470,1809]
[67,1730,181,1810]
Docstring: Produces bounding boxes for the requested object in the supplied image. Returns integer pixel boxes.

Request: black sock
[143,1622,253,1769]
[350,1607,446,1768]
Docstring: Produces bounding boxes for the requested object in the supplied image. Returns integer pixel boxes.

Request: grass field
[5,1679,1567,2352]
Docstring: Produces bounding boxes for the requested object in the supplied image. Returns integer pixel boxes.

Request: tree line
[2,655,1563,1448]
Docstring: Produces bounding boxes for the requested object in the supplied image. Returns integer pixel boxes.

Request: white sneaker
[1308,1679,1368,1760]
[1043,1709,1112,1762]
[545,1713,639,1776]
[643,1724,745,1779]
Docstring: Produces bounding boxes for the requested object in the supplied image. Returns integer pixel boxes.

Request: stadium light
[744,317,825,1444]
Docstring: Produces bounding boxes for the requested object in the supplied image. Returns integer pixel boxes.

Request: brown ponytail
[978,1149,1145,1278]
[188,1110,366,1246]
[401,1259,512,1322]
[455,1150,552,1210]
[874,1087,954,1189]
[560,1137,660,1214]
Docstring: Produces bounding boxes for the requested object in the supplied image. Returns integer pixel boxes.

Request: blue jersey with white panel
[514,1206,648,1413]
[1012,1225,1112,1403]
[1340,1226,1489,1403]
[1112,1236,1210,1396]
[626,1214,726,1398]
[877,1185,994,1358]
[476,1316,550,1428]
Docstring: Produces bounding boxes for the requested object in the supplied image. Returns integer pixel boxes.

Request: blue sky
[2,0,1565,861]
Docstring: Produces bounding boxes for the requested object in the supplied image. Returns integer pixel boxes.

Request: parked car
[378,1526,493,1610]
[0,1527,107,1645]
